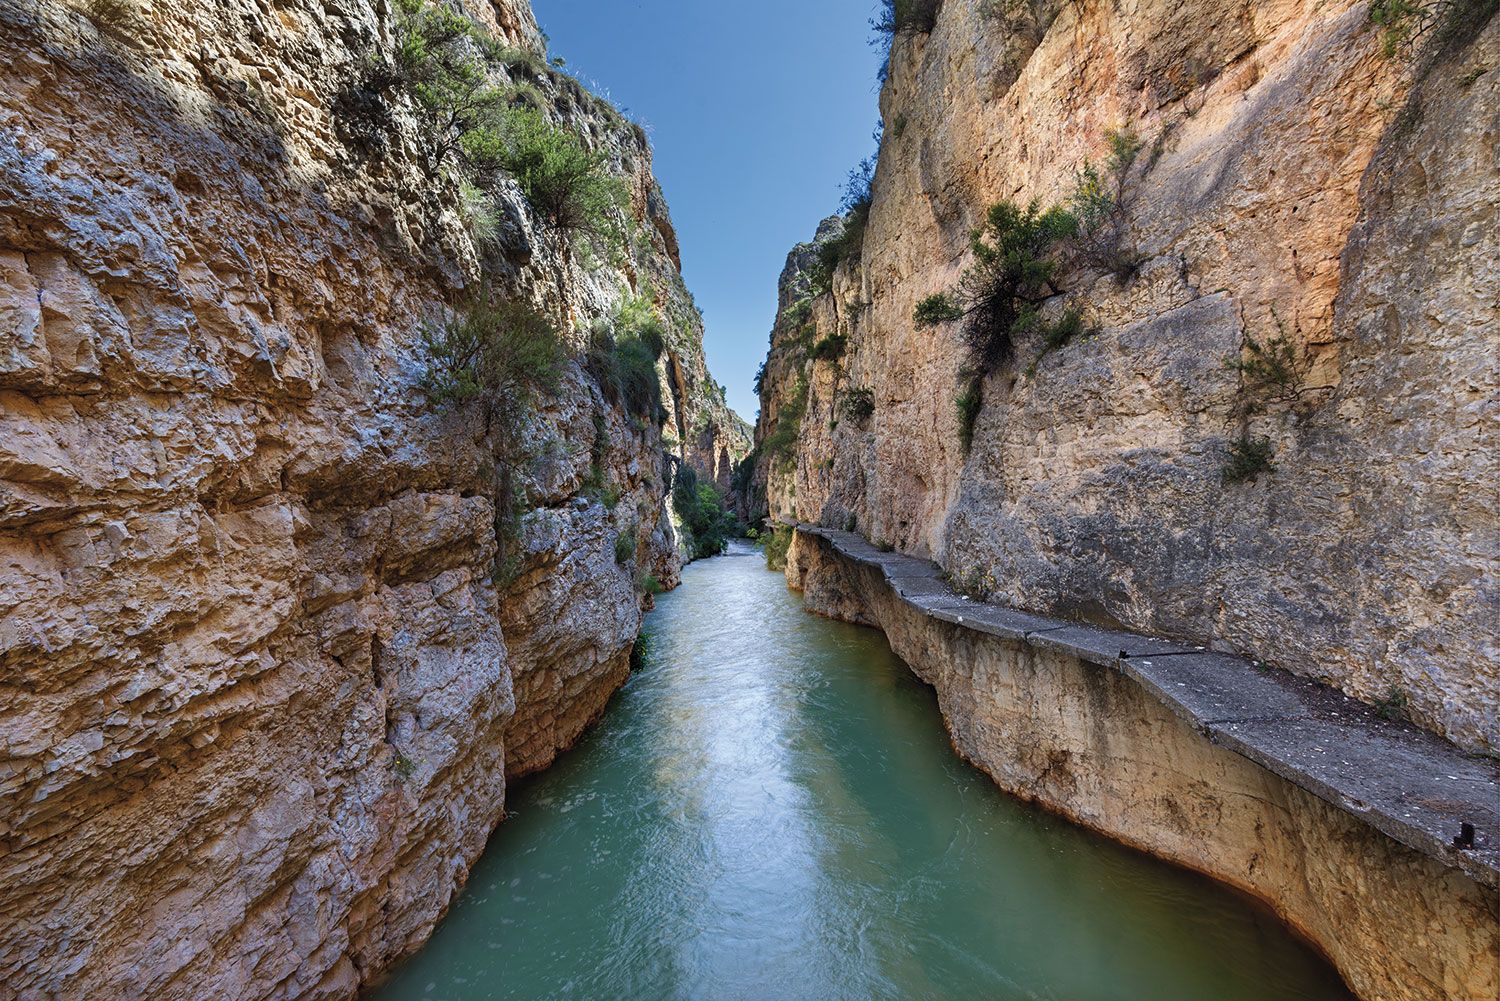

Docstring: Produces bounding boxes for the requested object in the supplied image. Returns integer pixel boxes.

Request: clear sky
[533,1,885,421]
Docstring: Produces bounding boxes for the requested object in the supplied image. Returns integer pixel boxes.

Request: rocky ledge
[786,523,1499,1001]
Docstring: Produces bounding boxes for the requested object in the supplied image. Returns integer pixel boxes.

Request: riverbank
[785,525,1500,1001]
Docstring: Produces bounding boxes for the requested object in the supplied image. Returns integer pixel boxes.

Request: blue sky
[534,1,885,420]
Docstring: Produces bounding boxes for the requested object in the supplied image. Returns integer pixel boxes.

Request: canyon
[747,0,1499,753]
[1,0,1497,998]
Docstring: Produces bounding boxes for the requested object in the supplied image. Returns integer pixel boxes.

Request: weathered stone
[747,2,1500,754]
[0,0,743,996]
[788,527,1500,1001]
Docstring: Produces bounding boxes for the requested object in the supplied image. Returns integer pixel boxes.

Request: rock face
[786,527,1500,1001]
[0,0,744,997]
[748,1,1500,752]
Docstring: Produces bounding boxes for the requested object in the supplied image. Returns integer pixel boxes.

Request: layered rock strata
[786,525,1500,1001]
[0,0,743,996]
[749,0,1500,751]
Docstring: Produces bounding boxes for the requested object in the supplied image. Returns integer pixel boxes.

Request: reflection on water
[370,542,1354,1001]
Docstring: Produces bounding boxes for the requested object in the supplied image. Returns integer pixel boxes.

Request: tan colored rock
[751,2,1500,751]
[787,528,1500,1001]
[0,0,742,996]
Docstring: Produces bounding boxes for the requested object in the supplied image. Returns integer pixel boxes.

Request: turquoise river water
[371,543,1354,1001]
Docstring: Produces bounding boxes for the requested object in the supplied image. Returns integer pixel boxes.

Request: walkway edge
[788,523,1500,891]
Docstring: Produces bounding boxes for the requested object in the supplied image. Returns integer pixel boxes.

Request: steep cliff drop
[743,3,1500,1000]
[0,0,745,997]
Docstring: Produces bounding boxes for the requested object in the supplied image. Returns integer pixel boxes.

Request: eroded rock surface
[787,528,1500,1001]
[0,0,743,996]
[748,1,1499,751]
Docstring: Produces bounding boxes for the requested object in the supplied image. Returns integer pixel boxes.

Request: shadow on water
[370,542,1355,1001]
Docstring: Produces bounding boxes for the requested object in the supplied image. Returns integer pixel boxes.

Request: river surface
[371,543,1353,1001]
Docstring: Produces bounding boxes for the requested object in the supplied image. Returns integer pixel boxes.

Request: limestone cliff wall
[786,527,1500,1001]
[750,0,1499,751]
[0,0,741,996]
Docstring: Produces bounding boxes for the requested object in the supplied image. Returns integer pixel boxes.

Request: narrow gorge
[0,0,1496,999]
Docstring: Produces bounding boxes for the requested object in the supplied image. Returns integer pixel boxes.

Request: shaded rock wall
[750,1,1500,750]
[0,0,741,995]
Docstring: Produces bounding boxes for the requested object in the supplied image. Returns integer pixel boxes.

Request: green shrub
[811,332,848,362]
[1069,160,1116,233]
[1222,434,1275,484]
[637,573,663,596]
[914,293,963,328]
[841,387,876,421]
[488,107,628,245]
[1373,686,1409,721]
[458,179,501,249]
[629,631,652,672]
[1024,305,1095,373]
[581,410,610,497]
[842,512,858,532]
[763,525,794,571]
[785,299,814,329]
[614,296,668,358]
[673,467,739,560]
[808,157,876,293]
[586,307,667,425]
[752,361,768,396]
[1224,329,1298,412]
[392,0,511,170]
[420,293,565,408]
[935,200,1078,374]
[955,373,983,456]
[494,45,547,78]
[762,380,809,470]
[614,530,636,565]
[873,0,943,37]
[731,446,761,496]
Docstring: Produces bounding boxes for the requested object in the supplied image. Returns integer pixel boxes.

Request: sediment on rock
[785,526,1500,1001]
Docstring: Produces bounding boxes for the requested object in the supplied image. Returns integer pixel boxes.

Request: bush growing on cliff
[673,467,739,560]
[1224,326,1299,414]
[1222,434,1276,484]
[914,293,964,328]
[596,300,669,424]
[614,529,637,566]
[483,107,628,247]
[389,0,513,170]
[420,293,565,409]
[762,380,809,471]
[458,179,502,250]
[841,387,876,421]
[763,525,794,571]
[586,320,667,427]
[808,156,877,294]
[811,332,848,362]
[873,0,943,37]
[914,200,1079,373]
